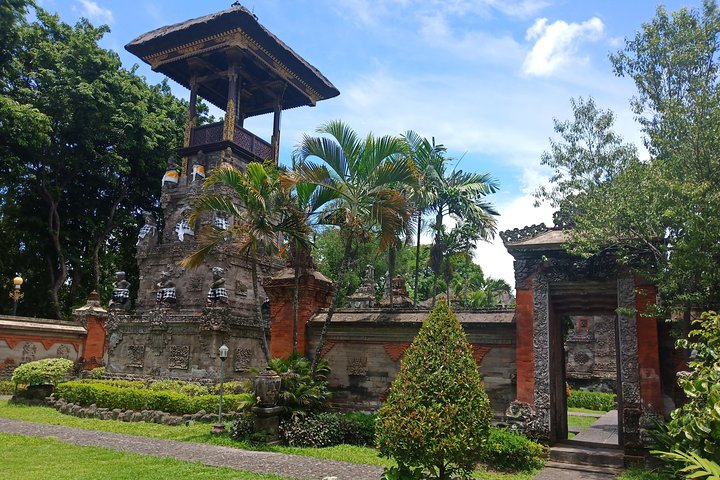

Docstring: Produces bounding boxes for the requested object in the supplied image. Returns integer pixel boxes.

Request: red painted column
[634,280,663,411]
[515,288,534,404]
[73,291,108,369]
[264,268,335,359]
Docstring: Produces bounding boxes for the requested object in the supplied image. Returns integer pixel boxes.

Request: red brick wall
[634,281,663,410]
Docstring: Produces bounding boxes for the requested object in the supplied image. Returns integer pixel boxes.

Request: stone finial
[73,290,107,316]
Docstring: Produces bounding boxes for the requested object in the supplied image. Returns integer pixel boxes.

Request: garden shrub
[342,412,376,446]
[210,380,249,395]
[652,311,720,464]
[567,390,615,412]
[87,367,105,379]
[376,301,493,480]
[54,380,251,415]
[479,427,545,472]
[0,379,15,394]
[230,412,255,441]
[280,412,345,447]
[12,358,74,386]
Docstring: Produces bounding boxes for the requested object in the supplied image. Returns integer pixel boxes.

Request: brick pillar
[515,288,534,404]
[264,268,335,359]
[73,291,108,370]
[634,280,663,411]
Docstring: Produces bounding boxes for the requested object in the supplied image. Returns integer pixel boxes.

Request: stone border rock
[47,396,234,426]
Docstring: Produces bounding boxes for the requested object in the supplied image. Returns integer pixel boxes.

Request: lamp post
[211,344,229,434]
[9,276,23,316]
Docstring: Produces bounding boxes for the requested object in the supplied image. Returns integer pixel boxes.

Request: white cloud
[75,0,114,24]
[523,17,604,76]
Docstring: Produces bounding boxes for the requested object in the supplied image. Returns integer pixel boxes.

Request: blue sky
[37,0,704,284]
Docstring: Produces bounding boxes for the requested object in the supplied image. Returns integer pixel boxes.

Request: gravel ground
[0,417,384,480]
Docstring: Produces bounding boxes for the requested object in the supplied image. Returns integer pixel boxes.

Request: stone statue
[162,156,180,187]
[109,271,131,309]
[136,210,157,246]
[155,271,177,304]
[190,150,206,183]
[206,267,228,306]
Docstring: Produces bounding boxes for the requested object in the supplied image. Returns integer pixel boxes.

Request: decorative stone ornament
[254,367,281,407]
[207,266,229,306]
[109,271,131,310]
[155,271,177,304]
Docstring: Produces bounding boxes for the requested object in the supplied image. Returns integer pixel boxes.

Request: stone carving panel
[617,277,641,448]
[56,344,70,359]
[127,345,145,368]
[168,345,190,370]
[532,278,551,437]
[22,343,37,363]
[346,356,368,376]
[233,348,252,372]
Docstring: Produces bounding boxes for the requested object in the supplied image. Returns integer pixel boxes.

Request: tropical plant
[267,353,332,420]
[402,131,447,307]
[651,449,720,480]
[653,311,720,463]
[292,120,416,371]
[425,162,499,305]
[376,301,493,479]
[179,162,307,361]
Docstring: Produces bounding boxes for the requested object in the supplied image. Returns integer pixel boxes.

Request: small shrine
[106,4,338,380]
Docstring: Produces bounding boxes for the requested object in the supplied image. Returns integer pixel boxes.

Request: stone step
[544,460,622,476]
[550,443,625,470]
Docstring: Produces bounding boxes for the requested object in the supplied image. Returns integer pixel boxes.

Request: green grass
[1,432,288,480]
[568,407,605,415]
[617,465,675,480]
[567,414,599,430]
[0,401,540,479]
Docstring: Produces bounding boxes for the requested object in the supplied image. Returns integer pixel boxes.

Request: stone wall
[306,308,516,418]
[565,314,617,392]
[0,315,86,378]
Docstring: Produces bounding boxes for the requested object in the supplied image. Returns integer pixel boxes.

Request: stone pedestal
[251,405,284,444]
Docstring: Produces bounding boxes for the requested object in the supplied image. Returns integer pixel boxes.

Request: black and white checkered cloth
[214,216,229,230]
[156,288,177,303]
[136,224,157,245]
[112,288,130,301]
[207,287,228,301]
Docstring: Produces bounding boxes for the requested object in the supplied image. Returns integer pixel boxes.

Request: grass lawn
[0,401,536,479]
[568,407,606,415]
[567,414,599,430]
[2,432,288,480]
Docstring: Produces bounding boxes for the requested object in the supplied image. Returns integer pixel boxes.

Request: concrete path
[533,466,617,479]
[0,417,383,480]
[571,410,618,445]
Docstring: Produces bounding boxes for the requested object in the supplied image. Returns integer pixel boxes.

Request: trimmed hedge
[480,427,545,472]
[567,390,615,412]
[12,358,74,386]
[55,381,251,415]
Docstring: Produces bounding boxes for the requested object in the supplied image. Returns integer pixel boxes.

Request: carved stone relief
[233,348,252,372]
[56,344,70,359]
[168,345,190,370]
[617,277,641,447]
[127,345,145,368]
[347,356,368,376]
[532,277,551,437]
[22,343,37,363]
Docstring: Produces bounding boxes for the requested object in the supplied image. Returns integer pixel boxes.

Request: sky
[37,0,705,286]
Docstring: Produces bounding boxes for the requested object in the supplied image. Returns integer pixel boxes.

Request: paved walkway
[0,418,383,480]
[571,410,618,445]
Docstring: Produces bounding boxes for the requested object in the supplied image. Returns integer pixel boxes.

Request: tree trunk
[311,234,353,373]
[250,250,270,363]
[91,190,126,290]
[388,243,396,307]
[41,186,67,319]
[413,211,422,307]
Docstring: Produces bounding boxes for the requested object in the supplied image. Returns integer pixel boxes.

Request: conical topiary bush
[375,300,492,479]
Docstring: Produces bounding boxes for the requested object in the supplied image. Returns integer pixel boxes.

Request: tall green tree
[0,7,186,317]
[541,2,720,310]
[427,167,499,304]
[402,131,447,307]
[180,162,306,362]
[293,120,415,371]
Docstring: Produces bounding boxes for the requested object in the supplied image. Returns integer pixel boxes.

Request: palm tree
[179,162,306,362]
[402,131,447,307]
[428,167,500,304]
[292,120,415,371]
